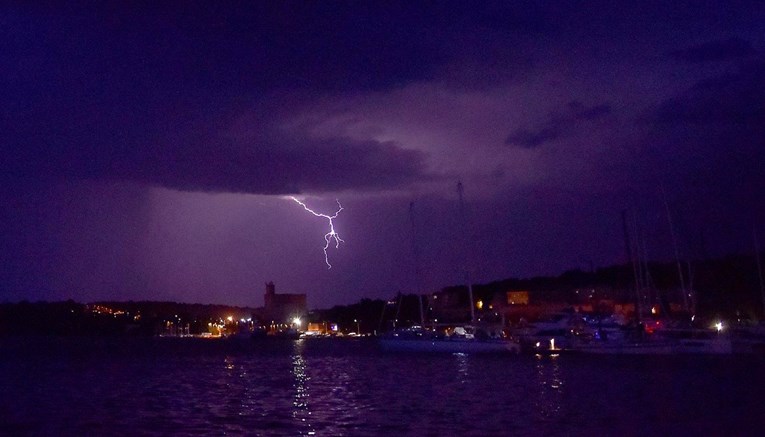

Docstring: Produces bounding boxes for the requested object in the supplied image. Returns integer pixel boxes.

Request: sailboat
[379,325,521,353]
[571,210,742,355]
[378,183,520,354]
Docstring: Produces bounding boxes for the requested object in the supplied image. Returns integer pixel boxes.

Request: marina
[4,2,765,435]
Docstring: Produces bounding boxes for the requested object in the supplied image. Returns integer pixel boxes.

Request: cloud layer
[3,3,765,307]
[505,101,612,149]
[669,37,757,63]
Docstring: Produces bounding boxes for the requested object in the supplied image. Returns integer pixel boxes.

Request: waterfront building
[263,281,307,324]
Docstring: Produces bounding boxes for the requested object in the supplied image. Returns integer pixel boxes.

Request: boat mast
[409,202,425,326]
[457,181,476,324]
[661,186,690,316]
[622,209,642,321]
[634,217,648,301]
[636,221,654,310]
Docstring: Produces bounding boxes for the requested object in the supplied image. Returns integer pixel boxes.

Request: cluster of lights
[89,305,131,318]
[90,304,115,314]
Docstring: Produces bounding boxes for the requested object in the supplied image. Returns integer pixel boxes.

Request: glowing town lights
[714,321,724,332]
[290,197,344,269]
[476,300,483,310]
[292,317,302,327]
[226,316,233,322]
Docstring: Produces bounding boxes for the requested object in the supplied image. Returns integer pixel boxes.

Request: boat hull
[572,341,676,355]
[379,337,520,354]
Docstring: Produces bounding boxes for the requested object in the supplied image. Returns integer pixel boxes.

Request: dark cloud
[1,2,544,195]
[569,102,612,120]
[4,1,765,308]
[2,2,446,196]
[505,127,561,149]
[668,37,757,63]
[1,2,553,96]
[633,59,765,251]
[655,60,765,124]
[0,117,433,194]
[505,101,611,148]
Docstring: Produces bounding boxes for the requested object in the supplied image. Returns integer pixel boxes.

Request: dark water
[1,337,764,436]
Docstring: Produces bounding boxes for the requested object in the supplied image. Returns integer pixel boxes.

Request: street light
[354,319,360,335]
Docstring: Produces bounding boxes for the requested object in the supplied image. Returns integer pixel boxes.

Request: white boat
[572,338,676,355]
[512,311,589,353]
[379,183,521,355]
[654,328,734,354]
[379,337,520,354]
[572,325,748,355]
[379,327,520,354]
[570,324,676,355]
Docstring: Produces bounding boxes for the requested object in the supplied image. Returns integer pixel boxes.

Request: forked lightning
[290,197,344,269]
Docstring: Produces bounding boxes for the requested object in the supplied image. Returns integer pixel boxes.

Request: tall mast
[409,202,425,326]
[622,209,642,321]
[457,181,476,324]
[661,186,690,315]
[636,221,652,308]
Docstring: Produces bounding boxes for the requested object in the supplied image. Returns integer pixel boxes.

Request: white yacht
[378,326,521,354]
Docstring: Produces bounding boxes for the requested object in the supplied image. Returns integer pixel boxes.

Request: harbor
[4,1,765,434]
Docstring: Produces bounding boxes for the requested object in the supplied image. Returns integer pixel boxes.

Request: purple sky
[2,2,765,308]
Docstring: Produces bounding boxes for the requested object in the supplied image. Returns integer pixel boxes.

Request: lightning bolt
[290,197,344,269]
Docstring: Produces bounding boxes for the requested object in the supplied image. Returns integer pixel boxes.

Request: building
[263,281,307,324]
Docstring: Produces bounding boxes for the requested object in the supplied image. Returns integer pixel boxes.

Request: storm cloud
[668,37,757,63]
[655,60,765,124]
[1,2,537,195]
[3,2,765,307]
[1,118,434,195]
[505,101,611,148]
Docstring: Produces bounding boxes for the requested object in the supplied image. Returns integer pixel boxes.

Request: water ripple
[2,337,765,435]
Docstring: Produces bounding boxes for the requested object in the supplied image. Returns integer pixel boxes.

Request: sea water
[1,337,763,436]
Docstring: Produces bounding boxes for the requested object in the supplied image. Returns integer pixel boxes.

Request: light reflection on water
[1,337,764,436]
[533,354,564,423]
[454,352,471,384]
[291,340,314,435]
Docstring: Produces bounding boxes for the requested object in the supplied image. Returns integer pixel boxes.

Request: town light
[293,317,302,327]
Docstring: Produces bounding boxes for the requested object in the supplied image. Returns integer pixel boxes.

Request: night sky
[2,2,764,308]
